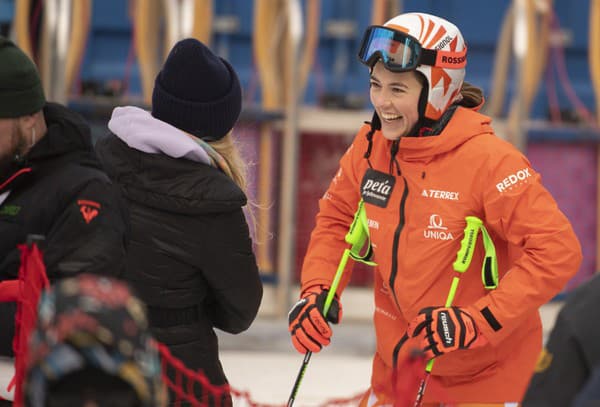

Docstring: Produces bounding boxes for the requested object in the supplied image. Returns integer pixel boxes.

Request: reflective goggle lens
[358,26,422,72]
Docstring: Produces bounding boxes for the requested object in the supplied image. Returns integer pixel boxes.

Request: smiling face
[369,61,424,140]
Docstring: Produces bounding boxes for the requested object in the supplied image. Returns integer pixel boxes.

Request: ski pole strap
[345,199,376,266]
[479,224,498,290]
[452,216,498,290]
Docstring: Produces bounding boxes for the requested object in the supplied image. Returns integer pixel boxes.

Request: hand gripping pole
[287,200,376,407]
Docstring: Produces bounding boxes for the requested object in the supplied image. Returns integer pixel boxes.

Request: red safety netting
[0,244,446,407]
[157,342,367,407]
[2,243,50,407]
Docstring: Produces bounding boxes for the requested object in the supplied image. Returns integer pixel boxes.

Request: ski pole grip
[345,200,367,248]
[453,216,483,273]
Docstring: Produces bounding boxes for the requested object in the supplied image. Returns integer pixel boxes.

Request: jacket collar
[396,107,495,163]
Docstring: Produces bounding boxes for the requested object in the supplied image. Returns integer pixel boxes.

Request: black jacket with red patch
[0,103,128,355]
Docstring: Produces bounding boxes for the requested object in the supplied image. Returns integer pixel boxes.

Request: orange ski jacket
[300,106,582,404]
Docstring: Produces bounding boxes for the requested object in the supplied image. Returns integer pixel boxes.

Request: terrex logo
[424,214,454,241]
[496,168,532,192]
[421,189,459,201]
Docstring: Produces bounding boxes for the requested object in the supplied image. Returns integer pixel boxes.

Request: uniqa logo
[424,214,454,241]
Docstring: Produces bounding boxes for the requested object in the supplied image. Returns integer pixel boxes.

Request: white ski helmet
[358,12,467,122]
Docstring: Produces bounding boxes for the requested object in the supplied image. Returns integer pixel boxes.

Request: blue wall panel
[42,0,595,120]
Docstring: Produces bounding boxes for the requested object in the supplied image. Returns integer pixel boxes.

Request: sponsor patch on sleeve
[534,347,553,373]
[77,199,101,224]
[495,167,532,193]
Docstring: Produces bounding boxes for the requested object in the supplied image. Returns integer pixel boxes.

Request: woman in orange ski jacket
[287,12,582,406]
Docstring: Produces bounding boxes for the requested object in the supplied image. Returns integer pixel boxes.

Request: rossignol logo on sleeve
[361,168,396,208]
[496,168,532,192]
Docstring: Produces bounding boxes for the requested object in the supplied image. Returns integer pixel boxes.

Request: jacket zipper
[390,180,408,379]
[389,177,408,311]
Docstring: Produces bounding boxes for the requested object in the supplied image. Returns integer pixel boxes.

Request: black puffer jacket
[95,133,262,403]
[0,103,128,355]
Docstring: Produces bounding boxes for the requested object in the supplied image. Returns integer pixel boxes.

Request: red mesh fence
[0,243,450,407]
[157,342,367,407]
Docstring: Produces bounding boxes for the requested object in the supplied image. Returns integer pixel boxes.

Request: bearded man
[0,36,127,365]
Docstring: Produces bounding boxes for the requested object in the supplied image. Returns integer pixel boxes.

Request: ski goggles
[358,25,467,72]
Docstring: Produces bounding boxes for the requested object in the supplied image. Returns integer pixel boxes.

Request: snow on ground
[221,350,371,406]
[217,315,375,406]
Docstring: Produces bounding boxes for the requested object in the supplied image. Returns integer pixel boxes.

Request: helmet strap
[363,111,380,167]
[407,78,431,136]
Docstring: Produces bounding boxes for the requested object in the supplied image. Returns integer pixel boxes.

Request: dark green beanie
[0,36,46,118]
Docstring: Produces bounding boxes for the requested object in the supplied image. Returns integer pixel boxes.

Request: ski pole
[287,200,375,407]
[413,216,483,407]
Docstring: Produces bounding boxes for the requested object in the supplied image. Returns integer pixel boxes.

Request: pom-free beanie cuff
[151,57,242,141]
[0,84,46,118]
[0,36,46,118]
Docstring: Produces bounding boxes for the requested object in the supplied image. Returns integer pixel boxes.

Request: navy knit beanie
[151,38,242,141]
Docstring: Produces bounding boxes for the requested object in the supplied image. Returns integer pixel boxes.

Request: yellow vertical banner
[132,0,161,106]
[192,0,213,46]
[590,0,600,273]
[65,0,92,96]
[253,0,285,274]
[13,0,33,59]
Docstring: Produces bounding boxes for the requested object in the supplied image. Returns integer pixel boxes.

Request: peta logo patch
[361,168,396,208]
[496,168,532,192]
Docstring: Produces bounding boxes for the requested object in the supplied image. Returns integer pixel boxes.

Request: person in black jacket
[0,37,127,364]
[95,38,263,407]
[522,273,600,406]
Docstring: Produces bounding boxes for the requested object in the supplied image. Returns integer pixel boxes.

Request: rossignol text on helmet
[358,12,467,121]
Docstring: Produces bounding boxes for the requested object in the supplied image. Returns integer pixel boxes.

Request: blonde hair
[209,132,262,241]
[208,132,248,193]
